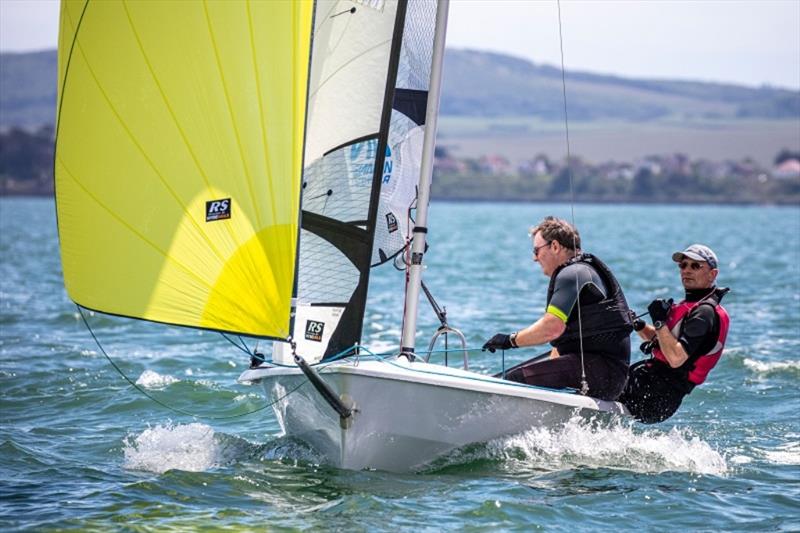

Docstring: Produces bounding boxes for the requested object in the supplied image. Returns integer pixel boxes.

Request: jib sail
[291,0,440,361]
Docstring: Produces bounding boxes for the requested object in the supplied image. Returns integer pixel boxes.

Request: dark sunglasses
[533,241,552,258]
[678,261,705,271]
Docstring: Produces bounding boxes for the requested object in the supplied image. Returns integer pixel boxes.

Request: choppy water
[1,198,799,531]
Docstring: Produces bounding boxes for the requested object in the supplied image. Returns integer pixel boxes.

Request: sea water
[1,198,798,530]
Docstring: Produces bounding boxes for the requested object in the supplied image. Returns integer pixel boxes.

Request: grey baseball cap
[672,244,718,269]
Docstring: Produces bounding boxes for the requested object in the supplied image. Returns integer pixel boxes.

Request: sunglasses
[678,261,705,271]
[533,241,552,258]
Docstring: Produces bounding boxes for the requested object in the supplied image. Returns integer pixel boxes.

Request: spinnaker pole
[399,0,449,356]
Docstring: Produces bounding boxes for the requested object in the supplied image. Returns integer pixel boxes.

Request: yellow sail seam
[59,156,270,328]
[245,0,278,228]
[70,38,228,265]
[309,38,392,99]
[202,0,263,232]
[57,157,213,292]
[120,0,243,253]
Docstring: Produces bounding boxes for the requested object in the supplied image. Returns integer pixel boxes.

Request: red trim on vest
[653,299,729,385]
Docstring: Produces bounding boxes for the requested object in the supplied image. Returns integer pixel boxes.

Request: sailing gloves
[482,333,514,353]
[630,309,646,331]
[647,298,673,323]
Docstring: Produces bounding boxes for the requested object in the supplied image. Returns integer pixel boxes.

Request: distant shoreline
[430,196,800,207]
[3,192,797,207]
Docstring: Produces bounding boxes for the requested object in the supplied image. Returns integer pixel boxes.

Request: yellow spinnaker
[55,0,312,338]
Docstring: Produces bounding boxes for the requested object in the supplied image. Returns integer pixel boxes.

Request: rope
[260,343,364,368]
[77,305,304,420]
[556,0,589,395]
[220,332,252,356]
[78,302,573,419]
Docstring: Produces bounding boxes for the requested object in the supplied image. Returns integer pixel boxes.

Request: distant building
[433,145,467,174]
[478,154,512,175]
[773,158,800,179]
[518,154,552,177]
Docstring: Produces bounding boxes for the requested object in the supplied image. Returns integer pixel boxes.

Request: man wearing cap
[618,244,730,423]
[482,216,633,400]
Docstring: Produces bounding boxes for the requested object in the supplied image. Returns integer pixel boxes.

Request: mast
[399,0,449,356]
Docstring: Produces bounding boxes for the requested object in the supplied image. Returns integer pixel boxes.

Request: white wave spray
[135,369,179,389]
[758,441,800,465]
[124,423,236,474]
[743,358,800,375]
[439,415,728,475]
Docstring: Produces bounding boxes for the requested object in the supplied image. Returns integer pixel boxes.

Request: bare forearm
[654,327,689,367]
[515,313,565,347]
[637,324,656,341]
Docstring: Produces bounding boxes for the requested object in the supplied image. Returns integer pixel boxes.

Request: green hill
[0,51,57,128]
[442,49,800,121]
[1,48,798,130]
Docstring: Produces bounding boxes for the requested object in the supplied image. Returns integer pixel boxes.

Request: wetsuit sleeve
[679,304,719,357]
[547,264,607,323]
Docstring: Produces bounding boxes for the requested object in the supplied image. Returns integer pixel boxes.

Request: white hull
[238,358,628,472]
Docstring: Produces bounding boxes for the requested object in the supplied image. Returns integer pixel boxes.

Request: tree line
[0,126,54,195]
[1,125,798,204]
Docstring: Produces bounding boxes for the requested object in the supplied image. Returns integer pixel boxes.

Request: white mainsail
[291,0,441,361]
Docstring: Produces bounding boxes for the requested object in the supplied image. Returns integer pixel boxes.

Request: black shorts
[504,351,629,401]
[618,360,690,423]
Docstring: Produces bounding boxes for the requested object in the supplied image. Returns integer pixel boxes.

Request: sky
[1,0,799,90]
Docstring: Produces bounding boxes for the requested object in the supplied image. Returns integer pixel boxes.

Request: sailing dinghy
[56,0,628,473]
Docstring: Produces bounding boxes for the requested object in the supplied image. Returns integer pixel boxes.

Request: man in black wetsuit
[618,244,730,423]
[482,216,632,400]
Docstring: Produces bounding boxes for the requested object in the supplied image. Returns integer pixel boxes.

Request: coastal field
[438,117,800,166]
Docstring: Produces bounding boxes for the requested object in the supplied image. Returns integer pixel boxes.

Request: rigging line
[356,346,580,394]
[221,332,252,356]
[239,335,251,354]
[77,305,301,420]
[556,0,588,395]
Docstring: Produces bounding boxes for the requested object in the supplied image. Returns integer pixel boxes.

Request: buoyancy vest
[652,287,730,386]
[546,253,633,355]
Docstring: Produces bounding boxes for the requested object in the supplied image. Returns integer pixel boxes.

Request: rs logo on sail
[205,198,231,222]
[305,320,325,342]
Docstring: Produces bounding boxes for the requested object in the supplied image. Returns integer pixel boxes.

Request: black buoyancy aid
[546,253,633,354]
